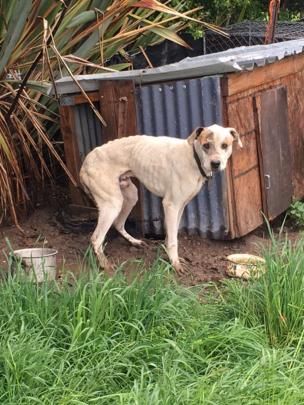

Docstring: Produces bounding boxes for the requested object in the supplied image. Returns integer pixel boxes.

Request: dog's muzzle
[211,160,221,171]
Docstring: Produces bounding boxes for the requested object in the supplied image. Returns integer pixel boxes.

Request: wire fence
[204,21,304,54]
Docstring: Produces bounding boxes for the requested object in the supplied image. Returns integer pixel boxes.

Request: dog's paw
[96,254,114,272]
[173,259,190,275]
[130,239,148,248]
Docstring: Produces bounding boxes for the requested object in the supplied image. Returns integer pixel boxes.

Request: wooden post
[60,104,84,204]
[265,0,281,44]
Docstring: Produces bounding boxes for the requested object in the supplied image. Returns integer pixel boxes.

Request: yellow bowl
[226,254,266,280]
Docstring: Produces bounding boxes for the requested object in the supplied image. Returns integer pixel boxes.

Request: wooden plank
[73,92,99,105]
[233,167,263,237]
[60,92,99,106]
[280,71,304,199]
[99,80,144,236]
[60,105,84,204]
[227,53,304,97]
[224,160,238,239]
[227,96,256,134]
[223,82,263,238]
[99,81,117,144]
[226,98,260,237]
[226,78,281,104]
[253,96,267,215]
[258,87,293,220]
[99,80,138,142]
[220,77,238,239]
[231,132,258,178]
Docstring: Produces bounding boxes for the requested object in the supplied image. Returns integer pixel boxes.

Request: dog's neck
[192,145,212,179]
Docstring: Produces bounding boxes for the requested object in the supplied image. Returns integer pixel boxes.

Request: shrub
[288,201,304,227]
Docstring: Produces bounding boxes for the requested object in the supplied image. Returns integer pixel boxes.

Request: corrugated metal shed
[56,38,304,241]
[135,76,228,238]
[52,39,304,95]
[74,102,103,162]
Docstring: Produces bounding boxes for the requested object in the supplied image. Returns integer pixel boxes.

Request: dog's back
[80,135,185,178]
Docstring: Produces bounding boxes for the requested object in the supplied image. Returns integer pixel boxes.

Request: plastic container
[226,253,266,280]
[13,248,57,282]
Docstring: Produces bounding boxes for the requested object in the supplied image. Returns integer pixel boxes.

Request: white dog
[80,124,242,273]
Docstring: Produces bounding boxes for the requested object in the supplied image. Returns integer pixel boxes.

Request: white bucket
[13,248,58,282]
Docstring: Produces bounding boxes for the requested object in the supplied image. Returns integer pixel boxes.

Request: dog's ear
[229,128,243,148]
[187,127,205,145]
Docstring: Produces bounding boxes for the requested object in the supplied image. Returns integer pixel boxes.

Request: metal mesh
[205,20,304,54]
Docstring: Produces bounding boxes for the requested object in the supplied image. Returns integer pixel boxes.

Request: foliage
[0,0,209,226]
[288,200,304,226]
[169,0,303,37]
[282,0,304,12]
[3,243,304,403]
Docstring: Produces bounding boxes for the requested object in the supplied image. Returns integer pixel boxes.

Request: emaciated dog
[80,124,242,273]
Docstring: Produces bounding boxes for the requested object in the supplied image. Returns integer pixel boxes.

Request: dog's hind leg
[114,179,145,246]
[91,196,123,270]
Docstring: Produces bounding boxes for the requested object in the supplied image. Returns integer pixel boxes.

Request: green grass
[2,238,304,404]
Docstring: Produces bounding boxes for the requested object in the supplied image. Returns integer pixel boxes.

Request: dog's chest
[135,164,168,197]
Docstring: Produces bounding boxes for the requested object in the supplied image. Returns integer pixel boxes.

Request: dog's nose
[211,160,221,170]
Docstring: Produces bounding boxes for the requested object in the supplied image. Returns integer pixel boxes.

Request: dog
[80,124,242,273]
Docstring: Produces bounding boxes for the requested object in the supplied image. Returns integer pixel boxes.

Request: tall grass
[227,233,304,347]
[2,238,304,403]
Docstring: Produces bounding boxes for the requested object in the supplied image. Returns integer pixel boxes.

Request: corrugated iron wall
[73,102,103,162]
[135,76,229,238]
[60,77,229,239]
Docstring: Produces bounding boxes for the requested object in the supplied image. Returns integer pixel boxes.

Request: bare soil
[0,205,300,286]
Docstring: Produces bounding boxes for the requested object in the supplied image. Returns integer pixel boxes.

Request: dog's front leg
[162,199,185,274]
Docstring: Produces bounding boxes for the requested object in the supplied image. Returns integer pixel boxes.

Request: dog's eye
[221,143,228,150]
[203,142,210,150]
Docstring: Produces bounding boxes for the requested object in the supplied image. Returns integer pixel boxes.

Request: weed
[1,241,304,403]
[288,200,304,227]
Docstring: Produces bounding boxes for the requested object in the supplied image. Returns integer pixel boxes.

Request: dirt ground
[0,204,300,285]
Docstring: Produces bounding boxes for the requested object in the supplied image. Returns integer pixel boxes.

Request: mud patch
[0,206,297,285]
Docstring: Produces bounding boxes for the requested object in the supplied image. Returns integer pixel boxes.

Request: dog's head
[188,124,242,175]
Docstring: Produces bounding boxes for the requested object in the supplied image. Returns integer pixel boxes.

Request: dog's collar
[193,146,212,179]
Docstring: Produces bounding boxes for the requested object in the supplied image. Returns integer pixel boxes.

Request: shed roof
[52,38,304,95]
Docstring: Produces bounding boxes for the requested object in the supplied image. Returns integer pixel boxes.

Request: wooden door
[256,87,293,220]
[224,83,293,238]
[225,92,264,238]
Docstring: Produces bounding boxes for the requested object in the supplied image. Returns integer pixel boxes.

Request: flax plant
[0,0,220,226]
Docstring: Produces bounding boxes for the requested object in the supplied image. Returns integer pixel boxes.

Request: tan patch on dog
[187,127,213,145]
[197,128,214,145]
